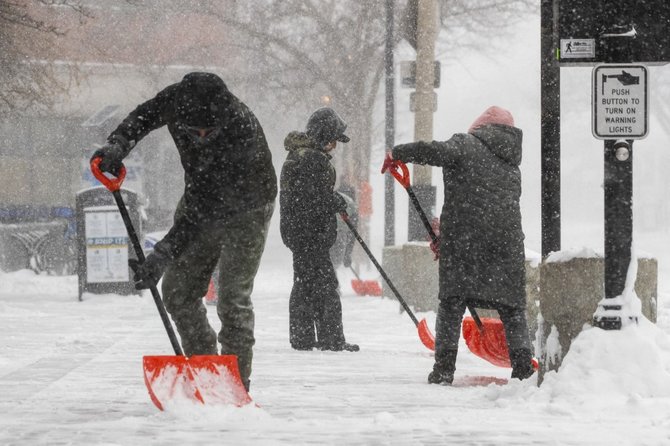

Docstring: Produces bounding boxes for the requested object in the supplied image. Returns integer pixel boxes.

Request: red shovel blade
[462,317,512,368]
[142,355,252,410]
[364,280,383,296]
[418,318,436,351]
[351,279,368,295]
[350,279,383,296]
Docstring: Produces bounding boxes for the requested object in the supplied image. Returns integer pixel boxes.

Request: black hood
[175,72,230,127]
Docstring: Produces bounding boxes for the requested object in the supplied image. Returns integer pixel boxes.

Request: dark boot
[317,341,360,352]
[510,348,535,380]
[427,349,457,385]
[339,342,359,352]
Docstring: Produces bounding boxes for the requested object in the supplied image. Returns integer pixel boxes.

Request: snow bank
[539,319,670,406]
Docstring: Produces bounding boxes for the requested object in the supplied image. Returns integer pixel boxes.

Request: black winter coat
[393,124,526,309]
[279,131,342,253]
[107,78,277,261]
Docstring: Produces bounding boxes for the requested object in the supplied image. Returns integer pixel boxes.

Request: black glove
[90,142,125,177]
[333,192,348,213]
[128,251,171,290]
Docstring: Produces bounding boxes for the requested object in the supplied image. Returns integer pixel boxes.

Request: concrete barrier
[381,243,438,313]
[538,252,658,381]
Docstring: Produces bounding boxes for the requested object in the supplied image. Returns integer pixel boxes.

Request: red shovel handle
[90,157,126,192]
[386,160,411,189]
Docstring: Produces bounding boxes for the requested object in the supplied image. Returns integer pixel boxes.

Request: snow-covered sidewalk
[1,240,670,445]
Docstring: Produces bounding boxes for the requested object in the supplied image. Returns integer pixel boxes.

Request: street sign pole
[384,0,395,247]
[541,0,561,257]
[592,64,647,329]
[597,138,634,329]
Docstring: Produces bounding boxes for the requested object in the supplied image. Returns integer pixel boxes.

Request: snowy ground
[1,232,670,446]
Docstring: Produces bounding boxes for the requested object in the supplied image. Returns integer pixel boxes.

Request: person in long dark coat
[391,105,534,384]
[280,107,359,352]
[91,72,277,391]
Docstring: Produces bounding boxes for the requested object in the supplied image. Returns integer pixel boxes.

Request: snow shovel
[462,317,539,369]
[91,158,252,410]
[382,158,513,368]
[340,212,435,351]
[349,266,382,296]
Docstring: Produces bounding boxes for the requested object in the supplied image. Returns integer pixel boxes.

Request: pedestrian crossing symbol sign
[560,39,595,59]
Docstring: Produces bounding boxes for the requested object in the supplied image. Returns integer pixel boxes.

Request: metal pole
[384,0,396,246]
[540,0,561,257]
[594,139,634,330]
[593,18,637,330]
[604,140,634,299]
[409,0,437,242]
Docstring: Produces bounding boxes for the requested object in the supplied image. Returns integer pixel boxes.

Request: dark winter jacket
[107,73,277,261]
[280,131,342,253]
[392,124,526,309]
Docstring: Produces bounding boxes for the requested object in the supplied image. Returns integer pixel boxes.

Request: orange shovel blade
[364,280,383,296]
[142,355,252,411]
[351,279,382,296]
[417,318,436,351]
[462,317,512,368]
[351,279,369,296]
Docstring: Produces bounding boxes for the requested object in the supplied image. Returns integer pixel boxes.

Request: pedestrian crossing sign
[560,39,595,59]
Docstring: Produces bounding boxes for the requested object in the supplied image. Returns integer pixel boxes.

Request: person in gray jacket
[391,106,534,384]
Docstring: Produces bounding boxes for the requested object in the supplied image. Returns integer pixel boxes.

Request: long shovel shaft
[406,185,439,246]
[340,213,420,327]
[112,190,184,356]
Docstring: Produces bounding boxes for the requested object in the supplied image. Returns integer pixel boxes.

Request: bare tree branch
[0,0,91,114]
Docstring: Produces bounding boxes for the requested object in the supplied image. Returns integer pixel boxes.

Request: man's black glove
[333,192,348,213]
[128,251,171,290]
[90,142,125,177]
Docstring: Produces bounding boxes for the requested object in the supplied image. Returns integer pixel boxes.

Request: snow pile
[0,268,76,296]
[539,319,670,405]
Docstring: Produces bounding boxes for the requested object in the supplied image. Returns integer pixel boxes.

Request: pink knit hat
[468,106,514,133]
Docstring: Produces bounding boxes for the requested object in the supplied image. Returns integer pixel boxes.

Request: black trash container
[75,186,141,300]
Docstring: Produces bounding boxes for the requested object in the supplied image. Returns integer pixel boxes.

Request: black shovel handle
[406,186,439,246]
[91,158,184,356]
[340,212,420,327]
[386,161,485,332]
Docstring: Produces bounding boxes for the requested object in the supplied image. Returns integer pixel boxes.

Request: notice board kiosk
[76,186,141,300]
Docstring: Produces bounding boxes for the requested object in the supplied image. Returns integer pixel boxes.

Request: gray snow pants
[289,250,346,349]
[161,202,274,389]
